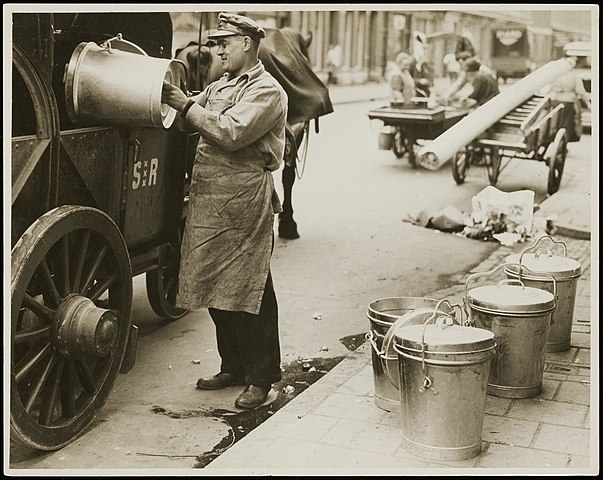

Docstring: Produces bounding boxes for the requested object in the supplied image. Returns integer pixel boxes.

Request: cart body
[10,12,195,451]
[450,93,568,194]
[368,103,468,166]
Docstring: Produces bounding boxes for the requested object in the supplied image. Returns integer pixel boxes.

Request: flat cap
[208,12,266,42]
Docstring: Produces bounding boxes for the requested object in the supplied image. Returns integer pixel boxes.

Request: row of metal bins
[366,235,582,461]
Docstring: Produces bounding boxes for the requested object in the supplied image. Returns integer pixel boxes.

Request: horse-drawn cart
[10,12,195,451]
[451,93,568,195]
[368,104,469,167]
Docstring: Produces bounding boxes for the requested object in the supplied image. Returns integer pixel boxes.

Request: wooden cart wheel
[10,205,132,450]
[406,131,417,168]
[392,127,408,159]
[452,148,470,184]
[146,218,188,320]
[547,129,568,195]
[486,147,501,186]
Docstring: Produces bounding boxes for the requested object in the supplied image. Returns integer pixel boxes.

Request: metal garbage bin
[64,39,181,128]
[505,235,581,352]
[366,297,438,412]
[465,263,556,398]
[393,310,496,461]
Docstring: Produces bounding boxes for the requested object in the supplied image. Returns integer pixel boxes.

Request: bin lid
[394,324,495,353]
[467,284,555,313]
[505,253,581,280]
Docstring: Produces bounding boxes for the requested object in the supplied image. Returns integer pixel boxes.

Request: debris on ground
[406,208,433,227]
[313,313,323,320]
[302,362,312,371]
[319,345,329,352]
[464,186,534,243]
[282,385,295,395]
[430,205,468,232]
[191,359,201,365]
[406,186,556,246]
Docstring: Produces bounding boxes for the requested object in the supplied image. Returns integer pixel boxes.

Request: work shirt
[548,69,579,103]
[469,72,500,106]
[177,60,288,314]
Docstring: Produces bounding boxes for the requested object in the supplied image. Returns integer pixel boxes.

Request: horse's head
[175,40,224,93]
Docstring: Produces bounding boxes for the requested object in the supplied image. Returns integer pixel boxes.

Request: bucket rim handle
[519,234,568,263]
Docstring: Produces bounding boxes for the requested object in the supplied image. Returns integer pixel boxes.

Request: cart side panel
[11,144,49,247]
[57,127,125,222]
[121,128,186,250]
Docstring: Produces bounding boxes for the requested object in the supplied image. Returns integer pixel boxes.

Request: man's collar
[224,60,265,83]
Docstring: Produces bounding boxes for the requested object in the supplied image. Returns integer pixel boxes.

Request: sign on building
[393,15,406,31]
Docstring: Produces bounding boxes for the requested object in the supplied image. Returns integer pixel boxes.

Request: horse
[174,27,334,239]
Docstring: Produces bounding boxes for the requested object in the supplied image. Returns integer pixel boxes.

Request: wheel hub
[55,294,118,358]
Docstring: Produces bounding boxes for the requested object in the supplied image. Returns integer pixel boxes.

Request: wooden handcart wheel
[547,129,568,195]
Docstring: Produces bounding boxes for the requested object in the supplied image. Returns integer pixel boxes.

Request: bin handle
[534,249,554,260]
[365,331,385,357]
[464,262,557,308]
[100,33,124,53]
[519,234,567,264]
[417,299,463,396]
[497,279,524,288]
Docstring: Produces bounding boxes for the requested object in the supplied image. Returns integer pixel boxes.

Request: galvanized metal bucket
[378,127,394,150]
[365,297,438,412]
[505,235,581,352]
[64,37,180,128]
[393,305,496,461]
[465,263,556,398]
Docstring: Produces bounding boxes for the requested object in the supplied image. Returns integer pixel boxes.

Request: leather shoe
[196,372,245,390]
[235,384,271,409]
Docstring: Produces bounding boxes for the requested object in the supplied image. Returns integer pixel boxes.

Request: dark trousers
[208,272,282,386]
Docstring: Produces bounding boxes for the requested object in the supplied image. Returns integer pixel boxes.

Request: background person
[388,51,416,104]
[540,54,582,142]
[410,31,432,97]
[325,43,342,85]
[457,58,500,107]
[444,51,496,103]
[161,12,288,410]
[443,52,461,82]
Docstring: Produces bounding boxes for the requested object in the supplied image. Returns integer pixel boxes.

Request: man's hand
[162,81,189,111]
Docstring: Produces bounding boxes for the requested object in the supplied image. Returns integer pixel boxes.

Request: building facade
[171,8,594,85]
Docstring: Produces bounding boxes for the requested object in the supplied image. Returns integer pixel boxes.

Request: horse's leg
[279,163,299,239]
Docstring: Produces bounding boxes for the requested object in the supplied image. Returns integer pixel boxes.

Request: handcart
[451,94,568,195]
[368,103,469,167]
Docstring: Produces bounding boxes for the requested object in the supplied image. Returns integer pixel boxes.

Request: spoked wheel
[485,147,501,186]
[392,127,408,159]
[547,129,568,195]
[452,148,471,184]
[146,217,188,320]
[10,205,132,450]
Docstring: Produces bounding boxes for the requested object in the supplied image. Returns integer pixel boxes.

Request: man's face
[216,35,247,75]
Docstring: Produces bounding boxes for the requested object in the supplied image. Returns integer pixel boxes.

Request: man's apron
[176,108,276,315]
